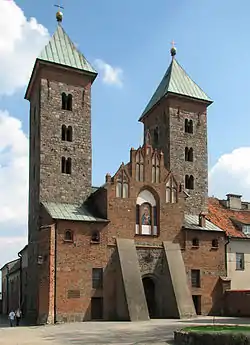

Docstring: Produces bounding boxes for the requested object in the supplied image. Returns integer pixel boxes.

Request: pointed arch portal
[142,277,156,318]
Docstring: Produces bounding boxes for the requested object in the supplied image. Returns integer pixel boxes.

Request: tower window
[185,175,194,189]
[185,147,194,162]
[67,126,73,142]
[61,157,72,174]
[67,94,73,111]
[61,93,73,111]
[61,125,66,141]
[185,119,193,134]
[62,93,67,110]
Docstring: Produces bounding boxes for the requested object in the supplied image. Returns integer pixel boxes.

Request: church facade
[7,14,229,324]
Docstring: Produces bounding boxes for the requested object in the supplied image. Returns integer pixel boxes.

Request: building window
[61,93,73,111]
[91,231,100,243]
[192,238,199,247]
[185,147,194,162]
[212,239,218,248]
[92,268,103,289]
[136,150,144,182]
[64,230,73,242]
[61,157,72,174]
[166,177,178,203]
[185,119,193,134]
[236,253,245,270]
[67,126,73,142]
[185,175,194,189]
[135,189,158,236]
[62,92,67,110]
[191,269,201,288]
[82,89,85,107]
[116,170,129,198]
[242,225,250,235]
[61,125,66,141]
[152,154,160,183]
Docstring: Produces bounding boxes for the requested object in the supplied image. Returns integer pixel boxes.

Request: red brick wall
[182,229,226,315]
[225,290,250,317]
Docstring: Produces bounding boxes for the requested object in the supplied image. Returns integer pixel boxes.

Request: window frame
[191,269,201,288]
[64,230,73,242]
[92,268,103,289]
[236,253,245,271]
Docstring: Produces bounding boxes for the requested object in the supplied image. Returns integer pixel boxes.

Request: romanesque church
[5,12,230,324]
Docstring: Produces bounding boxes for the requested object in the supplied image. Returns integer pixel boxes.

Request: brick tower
[24,11,97,321]
[139,46,212,215]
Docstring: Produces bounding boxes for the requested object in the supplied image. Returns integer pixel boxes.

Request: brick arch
[137,186,160,206]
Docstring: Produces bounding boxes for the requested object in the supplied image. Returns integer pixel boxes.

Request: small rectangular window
[92,268,103,289]
[236,253,245,270]
[191,269,201,288]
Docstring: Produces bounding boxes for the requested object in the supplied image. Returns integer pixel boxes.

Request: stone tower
[139,47,212,215]
[24,15,97,321]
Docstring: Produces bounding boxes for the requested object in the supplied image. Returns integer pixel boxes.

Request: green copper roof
[42,202,108,222]
[140,58,212,119]
[38,24,97,74]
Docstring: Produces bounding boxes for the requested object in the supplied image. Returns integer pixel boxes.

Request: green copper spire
[140,49,212,120]
[38,23,96,75]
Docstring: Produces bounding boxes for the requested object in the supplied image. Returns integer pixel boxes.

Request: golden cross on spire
[54,3,64,23]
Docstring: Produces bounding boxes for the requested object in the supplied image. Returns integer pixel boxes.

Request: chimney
[226,194,242,210]
[199,212,206,228]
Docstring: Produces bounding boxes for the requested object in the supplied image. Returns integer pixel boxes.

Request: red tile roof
[208,197,250,238]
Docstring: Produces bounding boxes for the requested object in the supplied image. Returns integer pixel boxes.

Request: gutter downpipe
[54,221,58,324]
[225,235,231,276]
[18,251,22,311]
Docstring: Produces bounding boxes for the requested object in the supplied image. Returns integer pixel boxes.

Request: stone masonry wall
[39,73,92,204]
[141,95,209,215]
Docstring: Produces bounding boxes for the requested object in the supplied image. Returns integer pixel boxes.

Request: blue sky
[1,0,250,268]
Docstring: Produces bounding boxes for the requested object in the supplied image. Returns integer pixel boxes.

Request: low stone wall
[174,330,250,345]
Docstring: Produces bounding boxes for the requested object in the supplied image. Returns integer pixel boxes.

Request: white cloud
[0,110,29,227]
[209,147,250,200]
[0,237,27,270]
[94,59,123,87]
[0,0,49,95]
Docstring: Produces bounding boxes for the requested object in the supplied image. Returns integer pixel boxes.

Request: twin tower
[25,21,212,241]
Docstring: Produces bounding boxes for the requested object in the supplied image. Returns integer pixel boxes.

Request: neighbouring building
[208,194,250,316]
[18,245,29,317]
[4,11,228,324]
[1,259,21,314]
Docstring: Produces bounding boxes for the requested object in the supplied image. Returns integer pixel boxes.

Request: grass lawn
[183,325,250,333]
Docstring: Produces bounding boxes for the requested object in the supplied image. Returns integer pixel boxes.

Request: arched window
[116,170,129,198]
[64,230,73,242]
[184,119,193,134]
[116,181,122,197]
[192,238,199,247]
[135,150,144,182]
[67,126,73,142]
[61,125,66,141]
[152,154,160,183]
[82,89,85,107]
[61,157,66,173]
[166,177,178,203]
[67,94,73,111]
[212,239,218,248]
[185,175,194,189]
[135,189,158,236]
[62,93,67,110]
[91,231,100,243]
[123,182,128,198]
[66,158,72,174]
[188,148,193,162]
[185,147,189,161]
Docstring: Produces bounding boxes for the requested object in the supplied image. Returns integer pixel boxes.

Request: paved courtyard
[0,316,250,345]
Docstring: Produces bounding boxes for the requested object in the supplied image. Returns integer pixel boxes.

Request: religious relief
[141,204,151,225]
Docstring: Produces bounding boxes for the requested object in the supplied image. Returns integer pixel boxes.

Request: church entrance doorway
[142,277,156,318]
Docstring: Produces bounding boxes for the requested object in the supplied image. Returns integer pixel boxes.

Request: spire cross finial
[170,40,177,58]
[171,40,176,48]
[54,3,64,23]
